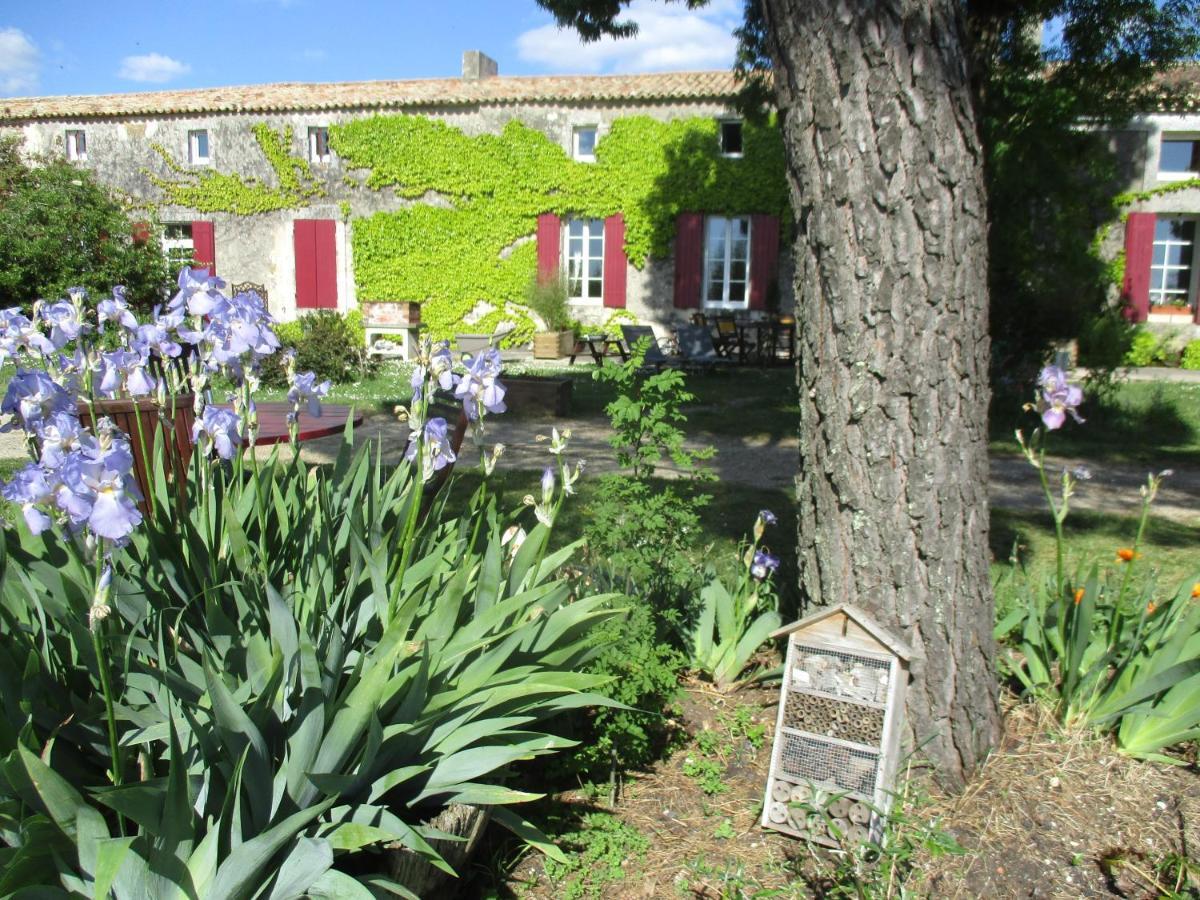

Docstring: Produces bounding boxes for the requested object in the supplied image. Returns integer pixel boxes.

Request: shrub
[526,271,571,332]
[262,309,373,386]
[1123,327,1171,367]
[1182,339,1200,371]
[556,591,683,781]
[1076,309,1134,369]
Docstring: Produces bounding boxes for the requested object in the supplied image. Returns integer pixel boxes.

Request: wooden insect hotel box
[761,604,916,846]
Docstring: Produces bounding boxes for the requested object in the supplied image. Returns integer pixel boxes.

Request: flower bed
[0,269,608,895]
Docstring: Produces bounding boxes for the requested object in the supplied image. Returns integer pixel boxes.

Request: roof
[0,70,740,123]
[770,603,918,661]
[1149,64,1200,113]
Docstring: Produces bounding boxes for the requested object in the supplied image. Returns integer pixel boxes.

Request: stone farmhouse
[1104,65,1200,331]
[0,52,792,345]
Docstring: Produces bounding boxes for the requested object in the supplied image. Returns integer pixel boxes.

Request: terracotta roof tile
[1148,64,1200,112]
[0,71,741,123]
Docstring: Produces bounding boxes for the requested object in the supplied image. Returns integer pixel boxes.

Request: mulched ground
[461,681,1199,899]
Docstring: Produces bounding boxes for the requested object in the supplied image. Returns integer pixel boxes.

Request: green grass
[990,380,1200,465]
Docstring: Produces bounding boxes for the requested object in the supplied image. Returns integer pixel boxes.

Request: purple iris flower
[2,369,75,434]
[288,371,331,418]
[1037,365,1084,431]
[405,416,457,479]
[758,509,777,526]
[541,465,556,502]
[170,267,227,318]
[132,321,182,359]
[97,287,139,332]
[192,406,242,460]
[454,348,507,421]
[0,308,54,361]
[96,350,156,398]
[38,298,89,350]
[38,411,84,467]
[750,550,780,581]
[1,462,55,534]
[56,452,143,541]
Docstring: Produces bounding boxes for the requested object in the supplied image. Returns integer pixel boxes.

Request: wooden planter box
[504,376,573,417]
[361,301,421,326]
[78,396,195,517]
[533,330,574,359]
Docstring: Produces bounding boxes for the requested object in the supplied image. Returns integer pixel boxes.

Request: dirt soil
[473,683,1199,899]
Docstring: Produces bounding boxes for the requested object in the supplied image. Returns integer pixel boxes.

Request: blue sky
[0,0,744,97]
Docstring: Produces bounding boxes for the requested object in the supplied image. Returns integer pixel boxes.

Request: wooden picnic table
[568,334,628,366]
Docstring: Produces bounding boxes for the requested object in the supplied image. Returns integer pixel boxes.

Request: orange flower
[1191,583,1200,599]
[1146,601,1157,615]
[1116,548,1136,562]
[1073,588,1084,605]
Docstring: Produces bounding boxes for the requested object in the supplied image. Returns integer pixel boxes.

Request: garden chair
[674,324,734,371]
[620,325,680,371]
[712,316,743,360]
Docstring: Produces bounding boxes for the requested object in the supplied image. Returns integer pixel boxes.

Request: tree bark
[761,0,1000,787]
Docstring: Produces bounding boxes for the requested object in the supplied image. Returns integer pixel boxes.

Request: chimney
[462,50,499,81]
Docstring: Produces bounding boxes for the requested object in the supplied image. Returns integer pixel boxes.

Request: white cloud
[0,28,40,96]
[516,0,740,74]
[118,52,190,84]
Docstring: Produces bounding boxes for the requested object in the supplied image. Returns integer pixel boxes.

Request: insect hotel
[761,604,916,846]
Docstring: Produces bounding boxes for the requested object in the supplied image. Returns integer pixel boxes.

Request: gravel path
[2,408,1195,524]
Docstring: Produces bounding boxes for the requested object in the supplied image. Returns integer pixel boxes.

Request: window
[309,126,331,164]
[65,130,87,161]
[162,223,195,269]
[572,126,597,162]
[565,218,604,301]
[1159,137,1200,177]
[719,120,743,157]
[188,130,210,165]
[703,216,751,307]
[1150,217,1196,310]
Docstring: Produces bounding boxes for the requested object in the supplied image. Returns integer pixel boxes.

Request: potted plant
[527,270,575,359]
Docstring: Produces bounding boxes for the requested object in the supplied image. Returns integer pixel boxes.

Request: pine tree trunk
[761,0,1000,786]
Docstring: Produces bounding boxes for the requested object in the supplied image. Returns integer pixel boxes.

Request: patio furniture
[620,325,679,370]
[674,324,735,370]
[712,316,744,359]
[569,333,628,366]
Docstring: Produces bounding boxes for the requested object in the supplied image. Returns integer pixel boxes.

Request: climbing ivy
[1095,176,1200,290]
[330,115,787,342]
[148,124,325,214]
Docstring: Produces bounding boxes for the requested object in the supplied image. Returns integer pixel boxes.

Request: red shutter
[603,214,626,309]
[131,221,151,245]
[1122,212,1155,324]
[536,213,561,282]
[314,220,337,309]
[294,219,338,310]
[673,213,704,309]
[748,214,780,311]
[191,221,215,274]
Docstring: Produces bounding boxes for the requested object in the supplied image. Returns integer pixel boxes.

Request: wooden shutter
[603,214,626,309]
[191,221,216,274]
[294,219,338,310]
[1122,212,1155,323]
[537,213,561,282]
[748,214,780,311]
[673,212,704,309]
[131,221,151,245]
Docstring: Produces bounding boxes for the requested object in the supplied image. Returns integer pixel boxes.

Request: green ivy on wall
[329,115,787,342]
[1095,176,1200,290]
[147,124,325,214]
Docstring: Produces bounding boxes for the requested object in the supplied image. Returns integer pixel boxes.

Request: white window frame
[65,130,87,162]
[1149,216,1199,311]
[1156,132,1200,181]
[702,216,752,309]
[309,126,331,164]
[719,119,744,158]
[572,126,598,162]
[188,130,211,165]
[564,217,605,303]
[162,223,195,269]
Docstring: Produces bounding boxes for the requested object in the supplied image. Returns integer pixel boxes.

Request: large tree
[538,0,1000,785]
[0,137,172,313]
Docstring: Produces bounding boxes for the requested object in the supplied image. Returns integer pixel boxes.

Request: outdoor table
[735,320,796,365]
[215,402,362,445]
[568,334,628,366]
